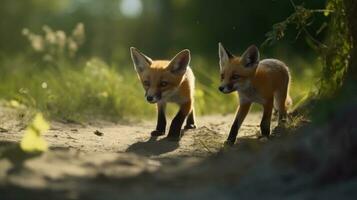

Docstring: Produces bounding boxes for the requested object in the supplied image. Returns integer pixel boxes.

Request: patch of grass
[0,56,152,122]
[289,57,321,110]
[0,52,319,122]
[0,24,319,121]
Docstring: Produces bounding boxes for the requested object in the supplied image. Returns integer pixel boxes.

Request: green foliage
[263,0,351,97]
[0,53,317,121]
[0,55,237,121]
[0,0,323,121]
[319,0,351,95]
[0,19,319,121]
[0,0,326,58]
[263,4,314,46]
[0,57,150,121]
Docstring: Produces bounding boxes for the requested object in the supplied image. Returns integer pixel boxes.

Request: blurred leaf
[9,100,20,108]
[324,10,330,16]
[20,113,50,153]
[324,2,334,16]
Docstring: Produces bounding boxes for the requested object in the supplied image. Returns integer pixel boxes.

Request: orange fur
[218,43,291,145]
[130,48,196,139]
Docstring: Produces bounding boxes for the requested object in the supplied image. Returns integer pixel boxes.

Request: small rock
[94,130,104,136]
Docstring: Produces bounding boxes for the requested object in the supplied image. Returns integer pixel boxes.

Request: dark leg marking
[151,104,166,136]
[184,110,196,129]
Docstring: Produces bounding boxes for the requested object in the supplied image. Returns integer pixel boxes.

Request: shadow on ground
[125,136,179,156]
[0,141,42,175]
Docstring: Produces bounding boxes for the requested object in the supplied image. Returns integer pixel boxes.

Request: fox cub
[218,43,292,146]
[130,47,196,140]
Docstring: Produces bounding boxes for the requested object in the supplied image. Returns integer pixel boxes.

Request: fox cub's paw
[184,124,197,129]
[151,130,165,137]
[258,135,270,141]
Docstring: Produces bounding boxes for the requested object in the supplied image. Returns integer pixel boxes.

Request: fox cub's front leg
[260,99,273,138]
[184,109,196,129]
[167,101,193,140]
[225,103,251,146]
[151,103,167,136]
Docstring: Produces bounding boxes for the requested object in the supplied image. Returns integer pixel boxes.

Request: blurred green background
[0,0,327,121]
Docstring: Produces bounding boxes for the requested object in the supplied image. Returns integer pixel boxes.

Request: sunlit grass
[289,57,322,111]
[0,53,320,122]
[0,24,319,121]
[0,56,151,121]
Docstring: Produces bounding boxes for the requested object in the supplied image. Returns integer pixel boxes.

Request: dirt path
[1,107,356,200]
[0,107,290,200]
[0,108,267,160]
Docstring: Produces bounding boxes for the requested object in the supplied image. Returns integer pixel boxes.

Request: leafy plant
[263,0,351,96]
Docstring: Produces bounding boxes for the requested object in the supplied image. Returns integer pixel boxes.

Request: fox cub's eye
[231,74,241,80]
[160,81,168,87]
[143,80,150,86]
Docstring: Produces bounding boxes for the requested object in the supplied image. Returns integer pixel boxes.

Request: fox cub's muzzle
[219,84,235,94]
[145,92,161,104]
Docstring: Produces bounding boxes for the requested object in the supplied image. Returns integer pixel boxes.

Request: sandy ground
[0,107,276,198]
[5,107,355,200]
[0,107,267,160]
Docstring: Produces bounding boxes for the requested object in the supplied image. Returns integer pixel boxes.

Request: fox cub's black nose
[218,86,224,92]
[146,96,154,102]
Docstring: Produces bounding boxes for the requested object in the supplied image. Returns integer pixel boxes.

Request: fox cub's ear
[130,47,152,72]
[241,45,260,68]
[168,49,191,75]
[218,42,234,68]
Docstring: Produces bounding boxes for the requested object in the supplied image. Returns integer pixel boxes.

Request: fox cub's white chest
[159,88,188,104]
[238,84,265,105]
